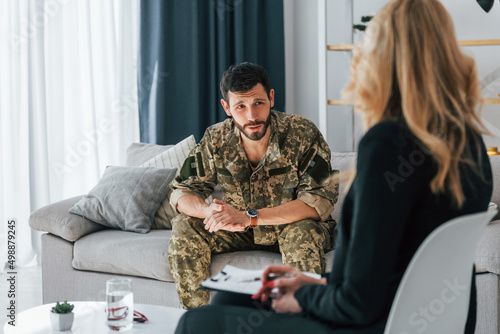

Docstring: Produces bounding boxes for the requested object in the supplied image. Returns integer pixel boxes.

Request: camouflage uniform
[168,110,339,309]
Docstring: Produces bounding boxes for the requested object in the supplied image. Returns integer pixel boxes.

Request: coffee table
[3,301,186,333]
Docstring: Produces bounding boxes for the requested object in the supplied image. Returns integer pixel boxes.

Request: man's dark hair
[220,62,271,103]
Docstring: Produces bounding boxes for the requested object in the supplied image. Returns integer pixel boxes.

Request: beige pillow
[126,143,174,166]
[141,135,196,229]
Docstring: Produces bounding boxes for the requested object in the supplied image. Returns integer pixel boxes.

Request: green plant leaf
[51,301,75,314]
[361,16,373,23]
[353,24,367,31]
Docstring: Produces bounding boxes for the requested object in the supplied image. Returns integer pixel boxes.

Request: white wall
[284,0,320,125]
[285,0,500,152]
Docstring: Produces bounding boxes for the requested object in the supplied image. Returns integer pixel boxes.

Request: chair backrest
[384,210,497,334]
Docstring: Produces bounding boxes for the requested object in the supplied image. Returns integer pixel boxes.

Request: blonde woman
[174,0,492,333]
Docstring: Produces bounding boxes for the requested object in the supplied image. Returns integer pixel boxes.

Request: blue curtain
[138,0,285,144]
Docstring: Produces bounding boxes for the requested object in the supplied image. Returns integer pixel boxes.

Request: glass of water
[106,278,133,331]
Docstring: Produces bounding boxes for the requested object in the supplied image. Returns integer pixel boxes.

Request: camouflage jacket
[170,110,338,244]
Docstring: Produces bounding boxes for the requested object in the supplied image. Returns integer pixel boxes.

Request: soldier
[168,62,338,309]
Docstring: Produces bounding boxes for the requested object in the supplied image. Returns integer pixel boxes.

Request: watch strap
[249,216,258,228]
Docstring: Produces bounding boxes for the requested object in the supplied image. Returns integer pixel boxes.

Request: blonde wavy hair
[342,0,487,207]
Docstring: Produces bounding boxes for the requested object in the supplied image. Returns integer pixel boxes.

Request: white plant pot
[50,311,74,331]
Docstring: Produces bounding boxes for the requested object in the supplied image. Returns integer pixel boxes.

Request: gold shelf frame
[327,39,500,105]
[327,39,500,51]
[328,99,500,105]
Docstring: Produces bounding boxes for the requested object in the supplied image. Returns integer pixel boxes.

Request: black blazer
[295,121,493,333]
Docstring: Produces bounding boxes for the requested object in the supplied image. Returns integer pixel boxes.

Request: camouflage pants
[168,214,333,309]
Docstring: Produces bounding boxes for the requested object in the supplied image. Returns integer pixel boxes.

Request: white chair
[384,210,497,334]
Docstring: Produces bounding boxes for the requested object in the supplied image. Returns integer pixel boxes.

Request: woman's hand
[252,265,327,313]
[271,290,303,314]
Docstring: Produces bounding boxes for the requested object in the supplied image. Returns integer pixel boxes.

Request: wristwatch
[246,209,259,228]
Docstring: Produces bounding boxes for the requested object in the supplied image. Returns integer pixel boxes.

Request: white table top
[3,302,186,334]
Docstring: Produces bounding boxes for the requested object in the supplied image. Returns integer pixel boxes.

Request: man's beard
[234,111,272,141]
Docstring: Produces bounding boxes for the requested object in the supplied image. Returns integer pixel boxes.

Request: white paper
[201,265,321,295]
[201,265,264,295]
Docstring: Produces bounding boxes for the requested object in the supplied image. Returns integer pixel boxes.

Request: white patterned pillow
[140,135,196,229]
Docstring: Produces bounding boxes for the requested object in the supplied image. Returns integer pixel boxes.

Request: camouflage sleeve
[296,125,339,221]
[169,129,217,213]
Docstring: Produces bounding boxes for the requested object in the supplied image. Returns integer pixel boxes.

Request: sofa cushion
[29,196,107,242]
[125,143,173,166]
[488,155,500,220]
[475,219,500,275]
[72,229,336,281]
[69,166,176,233]
[211,250,334,273]
[140,135,196,170]
[140,135,197,229]
[330,152,356,222]
[73,229,173,281]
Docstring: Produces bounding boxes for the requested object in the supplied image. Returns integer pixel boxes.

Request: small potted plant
[50,301,75,331]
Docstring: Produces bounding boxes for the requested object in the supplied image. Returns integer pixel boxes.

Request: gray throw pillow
[69,166,177,233]
[29,196,107,242]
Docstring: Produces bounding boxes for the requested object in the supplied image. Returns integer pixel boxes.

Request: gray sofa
[30,143,500,333]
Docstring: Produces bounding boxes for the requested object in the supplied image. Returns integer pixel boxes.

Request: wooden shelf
[327,100,353,105]
[327,39,500,106]
[326,44,355,51]
[459,39,500,47]
[485,99,500,104]
[328,99,500,105]
[327,39,500,51]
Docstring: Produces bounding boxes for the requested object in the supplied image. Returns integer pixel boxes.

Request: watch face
[247,209,258,218]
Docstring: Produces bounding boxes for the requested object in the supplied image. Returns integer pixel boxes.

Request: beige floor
[1,265,42,334]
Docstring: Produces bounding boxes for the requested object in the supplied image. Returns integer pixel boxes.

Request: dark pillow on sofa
[69,166,176,233]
